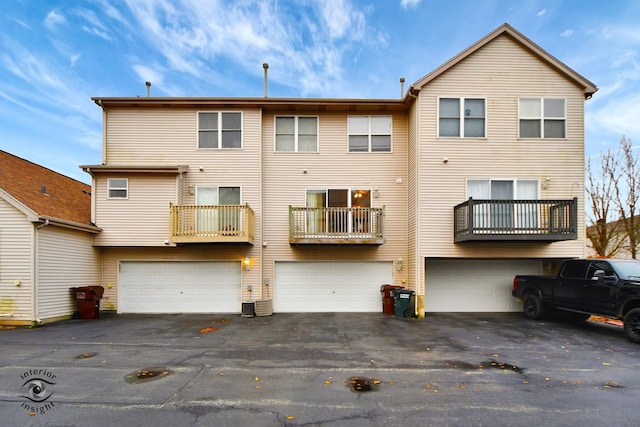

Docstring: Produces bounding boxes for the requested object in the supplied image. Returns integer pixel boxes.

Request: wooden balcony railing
[454,198,578,243]
[289,206,385,245]
[170,204,254,244]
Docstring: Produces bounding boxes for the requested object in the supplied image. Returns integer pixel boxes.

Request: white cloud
[589,93,640,138]
[132,64,165,87]
[561,29,574,37]
[75,8,113,40]
[70,54,80,67]
[537,9,546,17]
[401,0,421,10]
[44,10,66,30]
[119,0,380,96]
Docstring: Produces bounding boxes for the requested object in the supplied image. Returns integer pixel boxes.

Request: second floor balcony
[289,206,385,245]
[454,198,578,243]
[170,204,254,244]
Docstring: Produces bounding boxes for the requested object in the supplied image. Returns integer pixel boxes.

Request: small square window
[108,178,128,199]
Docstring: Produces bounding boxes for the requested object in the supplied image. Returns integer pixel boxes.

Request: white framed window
[348,116,392,152]
[196,186,241,233]
[519,98,566,138]
[275,116,318,152]
[107,178,128,199]
[198,112,242,149]
[467,179,539,229]
[438,97,486,138]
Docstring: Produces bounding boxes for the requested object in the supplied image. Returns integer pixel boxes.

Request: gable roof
[410,23,598,99]
[0,150,97,230]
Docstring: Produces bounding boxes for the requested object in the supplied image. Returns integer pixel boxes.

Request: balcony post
[571,197,578,234]
[467,198,474,235]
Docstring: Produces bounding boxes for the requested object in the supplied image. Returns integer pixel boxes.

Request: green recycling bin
[392,289,415,318]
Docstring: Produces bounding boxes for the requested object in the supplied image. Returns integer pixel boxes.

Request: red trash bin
[380,284,404,315]
[70,286,104,319]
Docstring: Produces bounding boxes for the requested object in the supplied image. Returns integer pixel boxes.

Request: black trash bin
[392,289,415,318]
[70,286,104,319]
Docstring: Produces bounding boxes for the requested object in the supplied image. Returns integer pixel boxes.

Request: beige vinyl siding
[100,246,258,312]
[0,199,33,321]
[260,111,409,295]
[95,108,262,248]
[93,174,178,246]
[418,34,586,259]
[36,226,101,321]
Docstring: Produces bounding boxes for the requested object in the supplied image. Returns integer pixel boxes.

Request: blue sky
[1,0,639,183]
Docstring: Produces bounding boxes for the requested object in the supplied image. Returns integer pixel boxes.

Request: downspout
[408,86,424,318]
[259,106,265,300]
[32,219,50,324]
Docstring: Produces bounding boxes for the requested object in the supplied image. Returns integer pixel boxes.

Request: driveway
[1,312,639,426]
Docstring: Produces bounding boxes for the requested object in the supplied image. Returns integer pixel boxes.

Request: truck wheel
[623,308,640,344]
[522,294,544,319]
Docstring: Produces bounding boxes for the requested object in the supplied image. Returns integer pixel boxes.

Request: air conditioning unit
[241,301,255,317]
[254,299,273,316]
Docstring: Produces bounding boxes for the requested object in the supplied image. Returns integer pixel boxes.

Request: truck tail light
[513,277,519,292]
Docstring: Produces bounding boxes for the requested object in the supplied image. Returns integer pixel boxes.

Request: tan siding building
[1,151,101,325]
[83,24,596,316]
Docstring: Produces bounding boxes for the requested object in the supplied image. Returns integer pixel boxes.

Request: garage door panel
[275,261,393,313]
[425,259,541,312]
[119,261,241,314]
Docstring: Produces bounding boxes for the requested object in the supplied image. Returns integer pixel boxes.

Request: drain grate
[125,368,172,384]
[347,376,381,392]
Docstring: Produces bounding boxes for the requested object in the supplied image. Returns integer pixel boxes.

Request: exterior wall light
[244,257,251,271]
[396,257,403,271]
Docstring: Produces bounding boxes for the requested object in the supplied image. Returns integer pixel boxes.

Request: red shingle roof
[0,150,92,226]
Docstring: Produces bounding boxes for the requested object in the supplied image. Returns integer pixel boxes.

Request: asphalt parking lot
[1,311,639,426]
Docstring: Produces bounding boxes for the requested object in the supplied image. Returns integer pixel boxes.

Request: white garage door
[425,259,542,312]
[119,261,241,314]
[274,261,393,312]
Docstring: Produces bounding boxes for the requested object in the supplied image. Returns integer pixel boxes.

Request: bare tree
[586,152,624,257]
[606,136,640,258]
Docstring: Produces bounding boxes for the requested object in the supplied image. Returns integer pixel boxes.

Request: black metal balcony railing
[289,206,385,244]
[454,198,578,243]
[170,204,254,244]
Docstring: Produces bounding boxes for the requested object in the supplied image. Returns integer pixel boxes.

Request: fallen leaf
[286,416,295,420]
[254,376,260,381]
[457,385,468,389]
[602,362,612,366]
[324,381,332,384]
[256,385,261,389]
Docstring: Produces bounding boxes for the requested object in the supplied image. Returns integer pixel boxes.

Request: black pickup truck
[512,259,640,343]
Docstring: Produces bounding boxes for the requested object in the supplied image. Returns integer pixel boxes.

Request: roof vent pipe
[263,63,269,98]
[400,77,405,98]
[145,81,151,97]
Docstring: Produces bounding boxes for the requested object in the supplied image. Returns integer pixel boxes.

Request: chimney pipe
[263,63,269,98]
[145,81,151,97]
[400,77,405,98]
